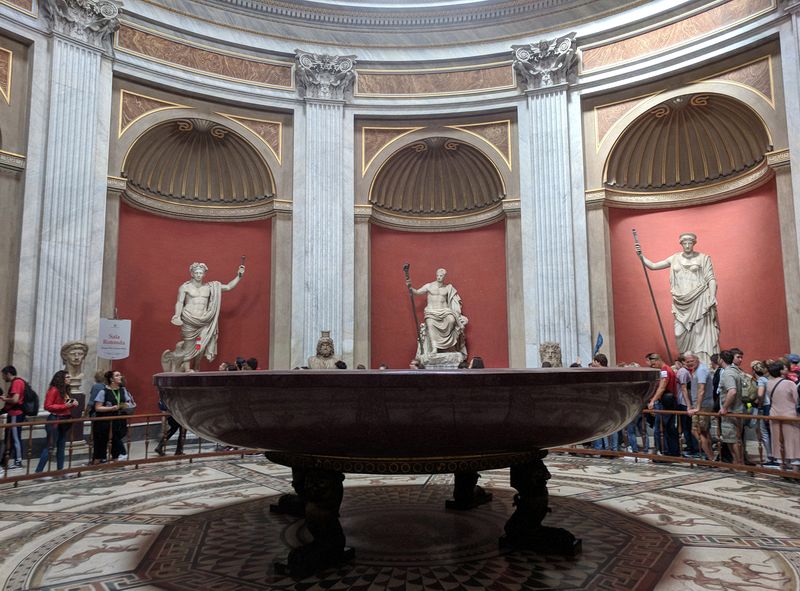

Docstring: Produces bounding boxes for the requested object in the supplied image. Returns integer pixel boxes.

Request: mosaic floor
[0,455,798,590]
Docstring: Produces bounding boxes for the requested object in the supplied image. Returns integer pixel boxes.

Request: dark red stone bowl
[154,369,658,461]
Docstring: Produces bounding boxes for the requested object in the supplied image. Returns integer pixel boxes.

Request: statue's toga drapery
[161,281,222,372]
[667,252,719,362]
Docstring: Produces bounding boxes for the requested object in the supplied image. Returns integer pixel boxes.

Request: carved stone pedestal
[445,470,493,510]
[419,352,465,369]
[499,450,582,556]
[271,467,355,577]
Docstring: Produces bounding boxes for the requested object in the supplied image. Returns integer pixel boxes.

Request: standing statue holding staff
[635,232,719,365]
[161,259,246,372]
[405,266,468,367]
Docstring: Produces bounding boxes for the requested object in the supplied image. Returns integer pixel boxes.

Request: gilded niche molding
[605,93,772,192]
[355,63,514,97]
[118,89,189,137]
[581,0,775,73]
[698,55,774,107]
[593,54,775,150]
[369,137,505,229]
[0,47,11,104]
[362,126,423,176]
[122,118,276,221]
[447,121,512,168]
[218,113,282,164]
[115,24,294,89]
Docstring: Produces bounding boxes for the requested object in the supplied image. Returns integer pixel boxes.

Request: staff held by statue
[632,229,673,365]
[403,263,425,355]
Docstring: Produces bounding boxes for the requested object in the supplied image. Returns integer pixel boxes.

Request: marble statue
[407,268,468,367]
[636,232,720,364]
[308,331,341,369]
[539,342,563,368]
[161,261,245,372]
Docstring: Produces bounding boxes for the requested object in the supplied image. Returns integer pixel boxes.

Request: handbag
[119,389,136,415]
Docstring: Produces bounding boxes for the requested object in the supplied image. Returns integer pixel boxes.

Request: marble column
[270,206,294,369]
[780,1,800,350]
[291,51,357,367]
[514,34,592,367]
[24,1,117,392]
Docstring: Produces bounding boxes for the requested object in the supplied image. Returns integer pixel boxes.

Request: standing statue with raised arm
[636,233,719,364]
[406,268,468,367]
[161,261,245,372]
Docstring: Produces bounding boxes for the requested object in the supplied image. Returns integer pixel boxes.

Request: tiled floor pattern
[0,455,797,590]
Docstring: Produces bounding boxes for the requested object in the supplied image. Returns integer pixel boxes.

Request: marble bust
[308,331,341,369]
[162,261,245,372]
[539,342,563,368]
[60,341,88,390]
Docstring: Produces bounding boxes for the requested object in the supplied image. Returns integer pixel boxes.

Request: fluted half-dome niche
[370,138,504,216]
[605,94,771,192]
[123,119,275,218]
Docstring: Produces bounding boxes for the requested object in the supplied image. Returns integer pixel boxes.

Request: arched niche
[121,118,277,221]
[362,128,513,231]
[605,93,772,194]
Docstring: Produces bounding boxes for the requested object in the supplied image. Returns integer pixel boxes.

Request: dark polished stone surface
[154,368,658,460]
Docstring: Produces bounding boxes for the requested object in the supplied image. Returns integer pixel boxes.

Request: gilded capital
[44,0,121,51]
[512,33,578,91]
[295,49,357,101]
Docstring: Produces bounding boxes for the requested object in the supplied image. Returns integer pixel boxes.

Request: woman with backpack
[35,370,79,473]
[93,370,136,462]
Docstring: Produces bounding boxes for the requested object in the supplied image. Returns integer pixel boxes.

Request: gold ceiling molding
[355,62,515,97]
[118,89,189,137]
[361,126,423,176]
[446,121,512,169]
[589,157,774,210]
[695,55,775,108]
[604,93,772,192]
[122,118,276,221]
[219,113,283,165]
[115,23,294,89]
[0,47,11,104]
[369,137,505,226]
[581,0,775,74]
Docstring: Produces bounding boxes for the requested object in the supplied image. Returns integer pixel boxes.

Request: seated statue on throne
[407,268,468,368]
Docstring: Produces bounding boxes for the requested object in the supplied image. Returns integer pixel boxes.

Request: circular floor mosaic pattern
[139,485,678,590]
[1,456,798,590]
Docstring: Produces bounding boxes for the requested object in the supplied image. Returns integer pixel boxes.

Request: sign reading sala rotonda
[98,319,132,360]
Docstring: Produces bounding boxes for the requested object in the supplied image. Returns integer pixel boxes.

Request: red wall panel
[370,221,509,369]
[115,202,271,413]
[609,179,789,368]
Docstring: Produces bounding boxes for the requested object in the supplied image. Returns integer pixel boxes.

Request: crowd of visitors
[586,348,800,470]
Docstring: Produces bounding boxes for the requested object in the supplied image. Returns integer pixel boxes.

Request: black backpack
[14,378,39,416]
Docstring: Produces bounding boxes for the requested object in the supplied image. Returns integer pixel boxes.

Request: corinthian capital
[295,50,357,101]
[44,0,121,51]
[512,33,578,91]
